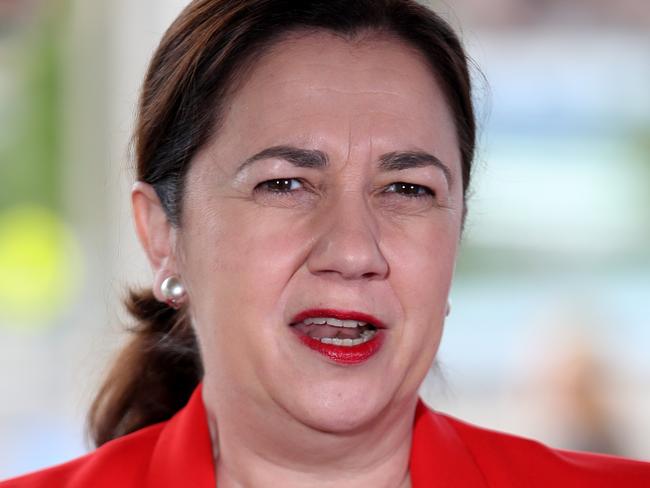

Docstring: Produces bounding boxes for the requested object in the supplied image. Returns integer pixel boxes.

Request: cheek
[388,230,456,389]
[384,219,458,357]
[182,205,310,324]
[386,216,459,301]
[181,206,309,384]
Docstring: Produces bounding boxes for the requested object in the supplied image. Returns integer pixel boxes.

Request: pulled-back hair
[88,0,477,447]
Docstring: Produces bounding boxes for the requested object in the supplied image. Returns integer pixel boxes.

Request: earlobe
[132,182,180,303]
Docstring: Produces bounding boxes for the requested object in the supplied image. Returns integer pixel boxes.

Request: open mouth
[291,317,378,346]
[289,309,385,364]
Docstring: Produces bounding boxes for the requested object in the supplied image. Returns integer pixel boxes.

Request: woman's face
[178,31,463,431]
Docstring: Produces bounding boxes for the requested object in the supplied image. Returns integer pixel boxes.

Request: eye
[255,178,304,193]
[383,182,434,198]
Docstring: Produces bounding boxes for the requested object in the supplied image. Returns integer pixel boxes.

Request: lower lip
[294,331,385,365]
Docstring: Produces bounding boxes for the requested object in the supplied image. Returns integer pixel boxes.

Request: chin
[284,379,396,434]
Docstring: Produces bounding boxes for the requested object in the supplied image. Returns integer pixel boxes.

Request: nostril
[362,270,384,280]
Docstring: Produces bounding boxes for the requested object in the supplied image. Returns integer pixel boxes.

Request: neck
[203,383,417,488]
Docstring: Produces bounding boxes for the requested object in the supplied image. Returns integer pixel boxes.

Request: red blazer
[2,385,649,487]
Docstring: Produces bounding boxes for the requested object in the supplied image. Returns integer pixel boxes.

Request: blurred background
[0,0,648,478]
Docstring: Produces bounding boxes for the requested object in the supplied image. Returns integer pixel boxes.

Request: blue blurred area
[1,415,85,477]
[429,4,650,458]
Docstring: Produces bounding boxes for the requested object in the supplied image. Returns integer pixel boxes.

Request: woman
[2,0,649,486]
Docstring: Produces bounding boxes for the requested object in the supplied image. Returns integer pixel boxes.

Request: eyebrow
[236,145,452,188]
[379,151,453,189]
[236,145,329,173]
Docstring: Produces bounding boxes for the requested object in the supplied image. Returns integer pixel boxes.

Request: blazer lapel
[146,385,216,488]
[410,400,488,487]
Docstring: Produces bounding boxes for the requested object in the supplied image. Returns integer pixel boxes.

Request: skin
[133,31,464,488]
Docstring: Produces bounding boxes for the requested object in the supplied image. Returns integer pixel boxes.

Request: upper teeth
[302,317,367,328]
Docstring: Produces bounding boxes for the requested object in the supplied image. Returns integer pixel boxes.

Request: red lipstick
[290,309,385,365]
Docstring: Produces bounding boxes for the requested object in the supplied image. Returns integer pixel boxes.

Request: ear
[132,182,179,303]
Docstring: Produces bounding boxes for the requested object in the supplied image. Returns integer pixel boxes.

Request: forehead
[248,30,435,96]
[211,30,459,169]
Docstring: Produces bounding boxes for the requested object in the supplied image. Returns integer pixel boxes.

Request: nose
[306,192,389,281]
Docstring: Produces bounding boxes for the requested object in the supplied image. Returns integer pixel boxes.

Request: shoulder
[438,410,650,487]
[0,422,166,488]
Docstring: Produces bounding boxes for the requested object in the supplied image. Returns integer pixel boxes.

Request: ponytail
[87,289,201,447]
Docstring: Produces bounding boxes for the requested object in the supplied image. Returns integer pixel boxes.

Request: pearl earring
[445,299,452,317]
[161,276,186,308]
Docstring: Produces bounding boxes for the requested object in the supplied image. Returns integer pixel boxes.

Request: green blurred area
[457,130,650,277]
[0,0,79,329]
[0,1,68,211]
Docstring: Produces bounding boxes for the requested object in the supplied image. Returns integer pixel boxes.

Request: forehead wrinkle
[346,113,353,170]
[248,67,434,101]
[304,87,430,99]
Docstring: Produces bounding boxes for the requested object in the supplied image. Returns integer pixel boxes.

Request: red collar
[410,399,488,486]
[146,385,487,487]
[145,385,215,487]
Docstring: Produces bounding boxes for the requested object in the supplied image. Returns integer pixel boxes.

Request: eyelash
[255,178,434,199]
[255,178,306,193]
[383,182,434,199]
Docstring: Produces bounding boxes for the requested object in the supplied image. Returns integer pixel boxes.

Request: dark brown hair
[88,0,477,447]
